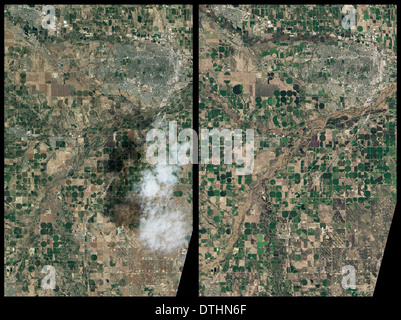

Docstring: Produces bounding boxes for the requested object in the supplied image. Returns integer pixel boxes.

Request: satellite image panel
[4,4,193,296]
[199,4,397,297]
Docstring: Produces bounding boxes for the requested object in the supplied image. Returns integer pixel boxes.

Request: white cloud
[135,164,190,253]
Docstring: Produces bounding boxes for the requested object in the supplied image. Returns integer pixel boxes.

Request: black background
[2,1,399,318]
